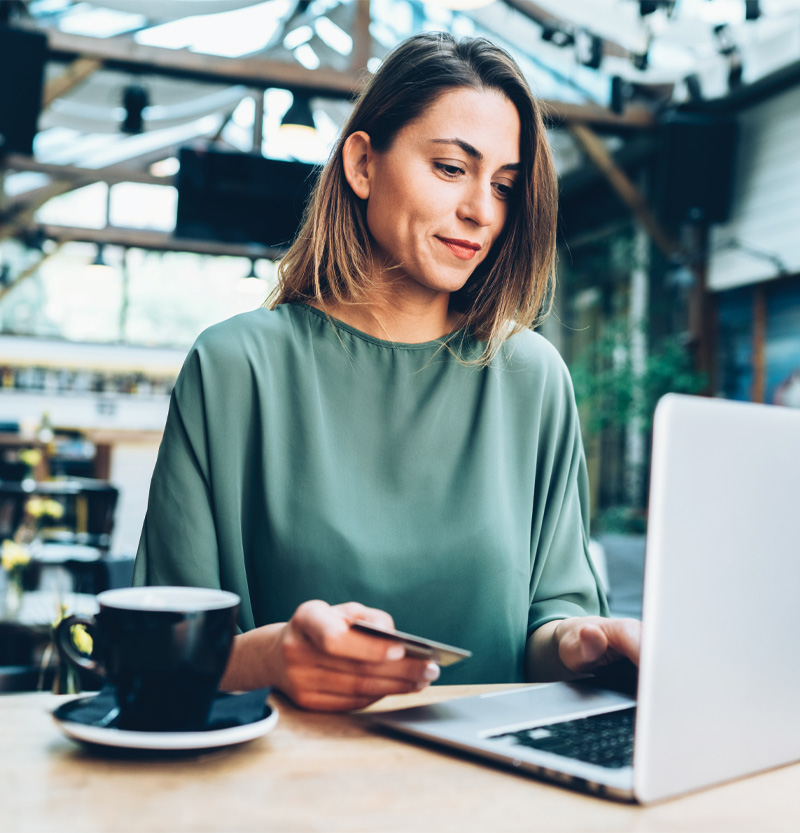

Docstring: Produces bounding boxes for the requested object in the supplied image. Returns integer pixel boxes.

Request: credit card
[351,620,472,667]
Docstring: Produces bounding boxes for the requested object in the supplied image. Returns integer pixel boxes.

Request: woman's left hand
[553,616,641,674]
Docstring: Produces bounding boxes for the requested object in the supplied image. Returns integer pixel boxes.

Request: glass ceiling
[15,0,800,176]
[2,0,800,347]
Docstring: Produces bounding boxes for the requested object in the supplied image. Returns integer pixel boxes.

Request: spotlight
[575,30,603,70]
[685,74,703,101]
[728,56,744,90]
[640,0,676,15]
[541,25,574,48]
[610,76,634,114]
[122,85,149,134]
[713,24,737,56]
[280,94,315,134]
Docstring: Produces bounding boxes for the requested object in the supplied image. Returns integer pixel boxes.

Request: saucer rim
[52,695,278,750]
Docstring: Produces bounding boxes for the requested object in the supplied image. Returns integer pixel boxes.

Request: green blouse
[133,303,607,683]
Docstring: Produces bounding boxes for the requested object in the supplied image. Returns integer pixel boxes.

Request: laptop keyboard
[489,707,636,769]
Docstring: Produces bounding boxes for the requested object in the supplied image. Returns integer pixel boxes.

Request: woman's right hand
[220,600,440,711]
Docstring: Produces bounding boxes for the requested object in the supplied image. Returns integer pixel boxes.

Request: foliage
[570,318,707,440]
[1,539,30,573]
[592,505,647,536]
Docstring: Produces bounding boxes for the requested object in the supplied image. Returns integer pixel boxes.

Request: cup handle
[55,614,104,677]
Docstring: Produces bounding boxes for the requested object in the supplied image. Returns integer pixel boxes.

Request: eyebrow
[430,138,520,171]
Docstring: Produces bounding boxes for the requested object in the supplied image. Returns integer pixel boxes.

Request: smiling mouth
[437,237,481,261]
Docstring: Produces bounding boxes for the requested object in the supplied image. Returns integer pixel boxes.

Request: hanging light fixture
[541,25,574,48]
[87,244,115,279]
[745,1,761,21]
[121,84,149,134]
[238,258,267,296]
[280,93,316,137]
[575,30,603,70]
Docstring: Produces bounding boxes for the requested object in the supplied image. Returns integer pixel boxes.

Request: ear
[342,131,373,200]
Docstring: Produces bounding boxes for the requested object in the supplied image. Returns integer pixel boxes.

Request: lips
[437,237,481,261]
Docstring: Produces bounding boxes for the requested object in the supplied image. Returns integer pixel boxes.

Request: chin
[418,269,474,296]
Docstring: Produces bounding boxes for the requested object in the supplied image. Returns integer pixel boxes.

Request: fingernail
[423,662,440,682]
[386,645,405,661]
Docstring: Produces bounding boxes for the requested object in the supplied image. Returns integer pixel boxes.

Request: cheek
[365,177,427,246]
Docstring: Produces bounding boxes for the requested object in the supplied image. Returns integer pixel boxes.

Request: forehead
[397,87,521,165]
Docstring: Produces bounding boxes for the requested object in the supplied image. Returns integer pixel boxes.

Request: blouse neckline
[293,303,469,351]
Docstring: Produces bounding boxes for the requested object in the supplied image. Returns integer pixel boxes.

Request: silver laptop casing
[375,395,800,803]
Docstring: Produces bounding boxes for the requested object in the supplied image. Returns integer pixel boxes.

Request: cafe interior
[1,0,799,828]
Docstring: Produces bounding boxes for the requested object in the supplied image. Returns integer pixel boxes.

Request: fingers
[603,618,641,666]
[576,624,609,667]
[556,617,642,673]
[284,627,436,684]
[337,602,395,631]
[292,600,402,664]
[286,663,435,710]
[557,621,606,672]
[280,600,441,711]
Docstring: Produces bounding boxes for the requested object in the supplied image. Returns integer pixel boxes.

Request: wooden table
[1,685,798,833]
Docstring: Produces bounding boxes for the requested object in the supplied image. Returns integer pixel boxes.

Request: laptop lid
[634,394,800,802]
[374,395,800,803]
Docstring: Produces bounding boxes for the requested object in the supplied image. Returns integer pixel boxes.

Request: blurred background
[1,0,799,686]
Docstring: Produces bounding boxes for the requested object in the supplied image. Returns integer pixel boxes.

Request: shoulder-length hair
[269,31,558,364]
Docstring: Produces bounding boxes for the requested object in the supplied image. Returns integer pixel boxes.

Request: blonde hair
[269,32,558,364]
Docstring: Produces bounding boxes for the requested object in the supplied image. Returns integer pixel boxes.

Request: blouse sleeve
[526,357,610,636]
[132,346,222,590]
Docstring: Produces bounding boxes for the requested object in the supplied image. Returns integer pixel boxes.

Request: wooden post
[686,224,714,389]
[568,123,679,261]
[751,285,767,403]
[351,0,372,75]
[252,93,264,153]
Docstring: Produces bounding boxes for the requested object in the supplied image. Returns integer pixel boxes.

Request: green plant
[570,319,707,440]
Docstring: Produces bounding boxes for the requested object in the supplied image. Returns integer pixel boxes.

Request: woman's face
[347,86,521,301]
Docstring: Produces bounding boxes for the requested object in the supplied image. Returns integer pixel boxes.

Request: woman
[134,32,640,711]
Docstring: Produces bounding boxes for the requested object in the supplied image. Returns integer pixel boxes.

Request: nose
[457,179,496,228]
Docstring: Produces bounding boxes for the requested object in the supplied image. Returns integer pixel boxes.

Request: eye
[434,161,465,178]
[493,180,516,201]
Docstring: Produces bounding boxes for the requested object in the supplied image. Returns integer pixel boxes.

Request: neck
[314,288,462,343]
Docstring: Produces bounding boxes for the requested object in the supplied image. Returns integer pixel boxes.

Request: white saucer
[52,699,279,751]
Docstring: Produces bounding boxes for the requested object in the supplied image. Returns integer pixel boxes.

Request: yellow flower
[25,496,44,518]
[42,499,64,519]
[1,539,31,572]
[18,448,42,468]
[70,624,93,656]
[24,497,64,520]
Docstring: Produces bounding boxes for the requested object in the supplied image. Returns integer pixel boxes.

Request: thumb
[558,621,609,672]
[577,624,608,666]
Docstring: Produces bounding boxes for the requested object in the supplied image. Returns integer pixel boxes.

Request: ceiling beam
[42,57,102,108]
[31,223,283,260]
[542,99,654,128]
[0,242,65,304]
[39,26,654,128]
[44,29,360,98]
[2,153,170,187]
[503,0,632,59]
[351,0,371,75]
[568,122,677,259]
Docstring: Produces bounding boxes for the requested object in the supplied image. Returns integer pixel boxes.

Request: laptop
[374,394,800,803]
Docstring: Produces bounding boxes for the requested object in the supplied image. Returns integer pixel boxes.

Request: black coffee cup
[56,586,240,732]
